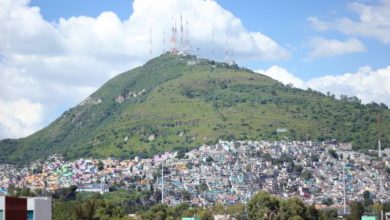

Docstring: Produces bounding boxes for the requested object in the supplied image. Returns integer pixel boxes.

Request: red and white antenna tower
[170,17,177,53]
[184,19,191,53]
[180,15,184,51]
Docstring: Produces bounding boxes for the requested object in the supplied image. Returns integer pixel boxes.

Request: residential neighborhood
[0,140,389,209]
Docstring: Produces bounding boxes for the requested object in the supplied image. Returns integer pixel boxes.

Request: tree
[73,199,98,220]
[322,198,334,207]
[328,149,338,159]
[348,201,364,220]
[98,160,104,171]
[293,164,304,174]
[372,202,383,215]
[319,208,337,220]
[53,186,78,201]
[263,153,272,162]
[362,190,373,207]
[226,203,246,218]
[306,204,320,220]
[247,191,279,220]
[140,204,168,220]
[301,170,312,180]
[180,190,191,201]
[168,203,190,219]
[276,197,308,220]
[198,209,213,220]
[212,203,225,215]
[96,201,125,220]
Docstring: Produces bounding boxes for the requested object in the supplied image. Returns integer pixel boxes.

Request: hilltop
[0,53,389,164]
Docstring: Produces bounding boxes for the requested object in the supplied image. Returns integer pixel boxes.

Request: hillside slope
[1,53,389,164]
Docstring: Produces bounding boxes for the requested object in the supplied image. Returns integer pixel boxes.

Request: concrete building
[385,212,390,220]
[0,196,51,220]
[76,183,109,194]
[361,216,376,220]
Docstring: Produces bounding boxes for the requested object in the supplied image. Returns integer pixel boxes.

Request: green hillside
[1,53,389,164]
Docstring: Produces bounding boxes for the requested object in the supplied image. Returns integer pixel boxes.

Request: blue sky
[29,0,390,79]
[1,0,390,139]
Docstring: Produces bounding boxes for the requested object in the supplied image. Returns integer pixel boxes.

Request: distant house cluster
[0,140,389,209]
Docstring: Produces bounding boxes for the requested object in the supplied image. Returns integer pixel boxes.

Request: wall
[28,197,51,220]
[5,197,27,220]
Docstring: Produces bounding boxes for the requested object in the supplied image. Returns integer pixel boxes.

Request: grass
[0,53,389,165]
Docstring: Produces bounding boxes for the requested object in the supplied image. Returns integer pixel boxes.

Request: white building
[28,197,52,220]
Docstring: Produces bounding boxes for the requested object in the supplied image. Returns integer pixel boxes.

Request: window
[27,210,34,220]
[0,210,3,220]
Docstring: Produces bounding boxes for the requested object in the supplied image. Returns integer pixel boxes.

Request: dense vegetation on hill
[0,53,389,164]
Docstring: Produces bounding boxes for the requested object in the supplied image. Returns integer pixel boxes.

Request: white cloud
[0,0,290,139]
[256,66,306,89]
[307,66,390,105]
[308,0,390,43]
[0,99,44,139]
[257,65,390,106]
[308,37,366,58]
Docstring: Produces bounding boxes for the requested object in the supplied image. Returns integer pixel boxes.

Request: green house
[182,217,201,220]
[361,215,376,220]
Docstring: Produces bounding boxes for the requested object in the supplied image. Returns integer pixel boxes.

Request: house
[76,183,109,194]
[0,196,51,220]
[361,215,377,220]
[182,217,200,220]
[385,212,390,220]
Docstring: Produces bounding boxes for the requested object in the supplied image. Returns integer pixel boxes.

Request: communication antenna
[225,31,229,63]
[230,47,235,65]
[162,30,166,53]
[180,15,184,51]
[170,17,177,53]
[185,19,191,53]
[149,26,153,55]
[211,26,215,60]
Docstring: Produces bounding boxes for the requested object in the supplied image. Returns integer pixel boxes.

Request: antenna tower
[225,31,229,63]
[170,17,177,53]
[162,30,166,53]
[149,26,153,55]
[211,26,215,60]
[180,15,184,51]
[185,19,191,53]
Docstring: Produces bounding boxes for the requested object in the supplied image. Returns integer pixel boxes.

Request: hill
[0,53,389,164]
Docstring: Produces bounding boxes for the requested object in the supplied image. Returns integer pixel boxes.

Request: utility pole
[377,112,385,194]
[377,113,382,158]
[343,163,346,215]
[161,159,164,204]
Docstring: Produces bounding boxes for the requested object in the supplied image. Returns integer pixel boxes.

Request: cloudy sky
[1,0,390,139]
